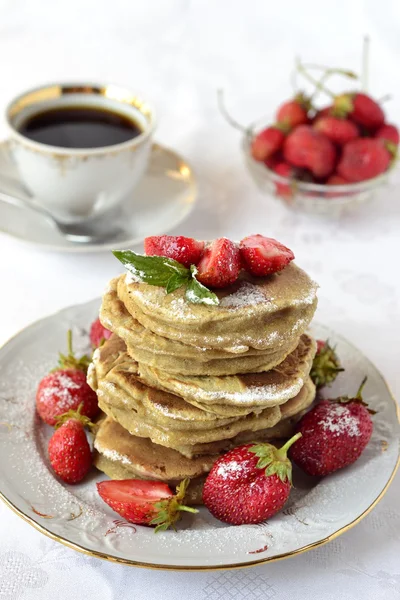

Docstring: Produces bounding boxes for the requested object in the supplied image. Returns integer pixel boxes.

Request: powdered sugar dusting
[319,404,361,437]
[220,283,268,309]
[217,460,245,479]
[94,442,132,466]
[38,372,81,412]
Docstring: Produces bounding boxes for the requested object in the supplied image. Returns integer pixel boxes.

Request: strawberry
[196,238,241,288]
[203,434,301,525]
[144,235,205,268]
[276,94,310,128]
[97,478,197,531]
[48,406,95,484]
[337,138,391,183]
[313,116,359,146]
[37,369,98,426]
[334,92,384,131]
[375,124,399,158]
[90,318,112,348]
[313,105,333,121]
[326,174,348,185]
[36,330,98,426]
[239,235,294,276]
[375,123,399,146]
[272,162,295,199]
[310,340,344,388]
[283,125,336,179]
[290,378,373,477]
[251,126,286,162]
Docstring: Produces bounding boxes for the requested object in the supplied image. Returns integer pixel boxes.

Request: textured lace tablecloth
[0,0,399,598]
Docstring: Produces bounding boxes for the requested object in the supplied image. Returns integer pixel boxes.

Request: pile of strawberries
[145,234,294,288]
[251,88,398,196]
[36,323,110,484]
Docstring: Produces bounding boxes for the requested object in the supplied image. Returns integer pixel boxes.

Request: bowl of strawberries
[239,58,398,215]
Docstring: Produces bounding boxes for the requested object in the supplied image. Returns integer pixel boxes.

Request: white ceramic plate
[0,300,398,570]
[0,141,197,252]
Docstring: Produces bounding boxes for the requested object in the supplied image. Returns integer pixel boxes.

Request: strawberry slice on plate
[144,235,204,267]
[196,238,241,289]
[239,234,294,276]
[97,479,197,531]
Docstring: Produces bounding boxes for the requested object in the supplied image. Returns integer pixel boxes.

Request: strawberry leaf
[113,251,220,306]
[112,250,188,287]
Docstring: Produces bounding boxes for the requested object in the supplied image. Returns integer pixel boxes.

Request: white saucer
[0,141,197,252]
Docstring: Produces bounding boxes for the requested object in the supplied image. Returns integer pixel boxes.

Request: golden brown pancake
[116,263,318,351]
[100,278,301,376]
[138,334,316,410]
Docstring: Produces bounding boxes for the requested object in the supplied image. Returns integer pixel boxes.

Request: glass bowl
[241,120,394,216]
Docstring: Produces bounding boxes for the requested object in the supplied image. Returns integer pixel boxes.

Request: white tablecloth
[0,1,400,598]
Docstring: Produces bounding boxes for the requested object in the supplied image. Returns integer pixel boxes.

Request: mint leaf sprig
[112,251,219,306]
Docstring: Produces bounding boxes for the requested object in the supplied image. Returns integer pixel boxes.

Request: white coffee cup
[5,83,156,224]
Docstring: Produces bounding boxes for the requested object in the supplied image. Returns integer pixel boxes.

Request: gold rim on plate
[0,306,399,571]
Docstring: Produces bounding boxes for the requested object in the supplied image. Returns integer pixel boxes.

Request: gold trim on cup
[6,82,156,156]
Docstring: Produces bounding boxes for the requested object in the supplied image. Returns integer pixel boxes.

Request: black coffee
[18,106,142,149]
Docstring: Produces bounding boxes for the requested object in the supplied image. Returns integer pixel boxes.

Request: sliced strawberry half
[196,238,241,289]
[90,318,112,348]
[97,479,197,530]
[144,235,204,267]
[239,235,294,276]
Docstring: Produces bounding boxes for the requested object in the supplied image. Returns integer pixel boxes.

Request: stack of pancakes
[88,263,318,504]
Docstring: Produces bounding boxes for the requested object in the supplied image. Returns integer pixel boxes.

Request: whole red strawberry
[48,406,95,484]
[203,434,301,525]
[276,95,310,128]
[90,318,112,348]
[144,235,205,268]
[326,174,348,185]
[313,106,333,121]
[97,478,197,531]
[310,340,344,388]
[313,116,359,146]
[196,238,241,288]
[290,377,373,477]
[334,92,384,131]
[283,125,336,179]
[272,162,296,199]
[36,330,98,426]
[337,138,391,183]
[240,234,294,276]
[251,126,286,162]
[375,124,399,156]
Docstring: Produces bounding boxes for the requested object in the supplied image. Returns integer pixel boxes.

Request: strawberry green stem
[296,59,335,99]
[356,376,368,399]
[177,506,199,514]
[67,329,73,355]
[276,432,302,459]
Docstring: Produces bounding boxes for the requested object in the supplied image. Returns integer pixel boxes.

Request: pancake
[97,394,281,453]
[138,334,316,410]
[88,335,262,424]
[100,278,300,376]
[94,416,213,505]
[172,377,315,457]
[116,262,318,351]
